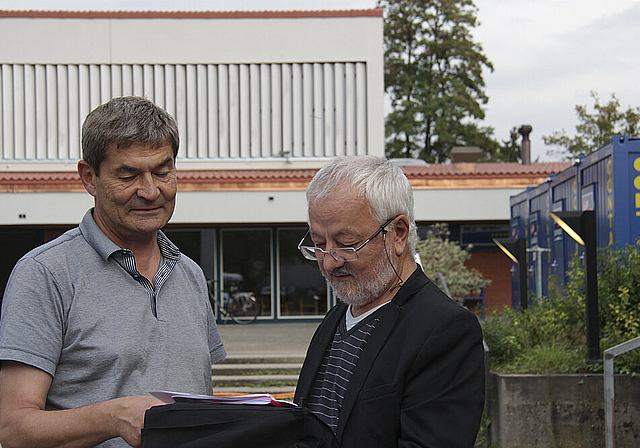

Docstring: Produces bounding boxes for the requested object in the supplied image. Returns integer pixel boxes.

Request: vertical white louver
[0,62,368,162]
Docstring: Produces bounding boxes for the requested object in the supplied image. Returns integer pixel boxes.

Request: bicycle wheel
[229,293,259,324]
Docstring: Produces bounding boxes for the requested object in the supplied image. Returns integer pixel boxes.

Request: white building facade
[0,9,386,320]
[0,9,561,319]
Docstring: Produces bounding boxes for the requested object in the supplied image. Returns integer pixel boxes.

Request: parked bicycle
[206,279,259,324]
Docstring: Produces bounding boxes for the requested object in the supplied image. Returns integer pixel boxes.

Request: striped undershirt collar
[156,230,181,261]
[79,209,181,262]
[111,230,181,276]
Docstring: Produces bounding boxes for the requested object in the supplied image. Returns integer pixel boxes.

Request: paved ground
[216,321,321,359]
[214,321,321,396]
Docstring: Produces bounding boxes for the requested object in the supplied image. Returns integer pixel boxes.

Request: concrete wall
[488,373,640,447]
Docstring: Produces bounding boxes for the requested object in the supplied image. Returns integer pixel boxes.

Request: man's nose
[137,174,160,201]
[320,251,345,271]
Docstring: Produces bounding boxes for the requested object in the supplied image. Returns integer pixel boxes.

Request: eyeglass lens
[301,246,358,262]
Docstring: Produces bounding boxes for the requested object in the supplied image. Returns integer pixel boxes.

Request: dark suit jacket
[294,267,485,447]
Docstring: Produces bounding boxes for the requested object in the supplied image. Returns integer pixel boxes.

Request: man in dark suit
[294,155,484,447]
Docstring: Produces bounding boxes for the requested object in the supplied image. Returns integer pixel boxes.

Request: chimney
[518,125,532,165]
[450,146,482,163]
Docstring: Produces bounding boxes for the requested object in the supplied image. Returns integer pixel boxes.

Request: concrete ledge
[488,373,640,448]
[212,374,298,385]
[212,363,302,375]
[214,385,296,395]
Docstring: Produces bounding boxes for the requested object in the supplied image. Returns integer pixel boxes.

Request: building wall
[0,62,372,163]
[0,11,385,169]
[0,186,526,226]
[466,250,512,315]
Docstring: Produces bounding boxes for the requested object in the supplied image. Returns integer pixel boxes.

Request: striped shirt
[110,231,180,317]
[307,312,381,433]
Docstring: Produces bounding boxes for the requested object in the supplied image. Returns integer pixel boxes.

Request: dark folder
[141,402,340,447]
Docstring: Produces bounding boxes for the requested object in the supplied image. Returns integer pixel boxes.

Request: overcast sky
[2,0,639,161]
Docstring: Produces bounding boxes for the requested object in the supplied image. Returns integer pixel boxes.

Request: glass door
[278,227,328,318]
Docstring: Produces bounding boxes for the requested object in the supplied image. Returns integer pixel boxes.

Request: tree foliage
[417,224,489,299]
[379,0,495,163]
[543,91,640,158]
[479,126,522,163]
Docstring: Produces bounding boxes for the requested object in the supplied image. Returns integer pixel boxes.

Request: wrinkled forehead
[309,185,364,214]
[102,141,175,167]
[308,187,376,232]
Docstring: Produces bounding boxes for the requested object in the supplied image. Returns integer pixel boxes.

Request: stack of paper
[149,391,297,408]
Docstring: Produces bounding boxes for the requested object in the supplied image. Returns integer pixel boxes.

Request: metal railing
[483,340,491,447]
[604,336,640,448]
[435,272,452,299]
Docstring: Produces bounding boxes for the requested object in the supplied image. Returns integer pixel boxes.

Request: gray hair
[82,96,179,175]
[306,155,418,255]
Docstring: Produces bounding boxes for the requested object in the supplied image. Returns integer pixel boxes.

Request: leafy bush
[417,224,489,299]
[482,293,592,374]
[483,242,640,374]
[596,243,640,374]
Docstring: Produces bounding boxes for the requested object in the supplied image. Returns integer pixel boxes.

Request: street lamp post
[550,210,600,361]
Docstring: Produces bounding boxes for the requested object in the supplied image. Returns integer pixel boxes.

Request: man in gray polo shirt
[0,96,226,447]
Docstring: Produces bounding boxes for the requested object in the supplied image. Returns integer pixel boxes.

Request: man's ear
[77,160,97,197]
[393,215,410,256]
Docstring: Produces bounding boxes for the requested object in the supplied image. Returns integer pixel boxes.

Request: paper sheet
[149,391,297,407]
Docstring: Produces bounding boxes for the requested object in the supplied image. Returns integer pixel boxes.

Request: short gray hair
[306,155,418,255]
[82,96,179,175]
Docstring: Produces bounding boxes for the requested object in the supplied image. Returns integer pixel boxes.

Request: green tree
[479,126,522,162]
[543,92,640,158]
[379,0,496,163]
[417,224,489,299]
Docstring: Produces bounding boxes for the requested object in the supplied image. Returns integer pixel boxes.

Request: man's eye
[120,176,136,181]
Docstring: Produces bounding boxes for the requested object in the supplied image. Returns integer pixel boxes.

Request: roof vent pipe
[518,125,532,165]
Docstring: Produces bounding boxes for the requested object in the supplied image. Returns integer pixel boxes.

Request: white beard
[322,252,398,308]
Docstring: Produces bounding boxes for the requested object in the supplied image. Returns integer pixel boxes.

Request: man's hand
[0,361,164,448]
[109,395,164,447]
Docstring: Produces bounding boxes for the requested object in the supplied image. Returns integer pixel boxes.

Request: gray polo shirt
[0,210,226,447]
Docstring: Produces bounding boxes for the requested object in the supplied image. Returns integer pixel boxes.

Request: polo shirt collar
[79,208,180,262]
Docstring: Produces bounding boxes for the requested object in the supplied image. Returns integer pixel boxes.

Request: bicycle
[206,279,259,324]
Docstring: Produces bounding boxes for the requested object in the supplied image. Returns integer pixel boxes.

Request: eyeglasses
[298,216,398,262]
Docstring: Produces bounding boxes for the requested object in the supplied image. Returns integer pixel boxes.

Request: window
[222,228,272,317]
[278,228,328,317]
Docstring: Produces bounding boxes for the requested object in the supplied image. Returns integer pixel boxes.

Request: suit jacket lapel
[295,303,347,403]
[335,302,399,439]
[335,267,429,440]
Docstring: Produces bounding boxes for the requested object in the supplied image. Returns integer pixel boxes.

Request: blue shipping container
[575,135,640,247]
[549,165,580,285]
[508,136,640,303]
